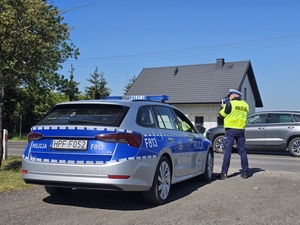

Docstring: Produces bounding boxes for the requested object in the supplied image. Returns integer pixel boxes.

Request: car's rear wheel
[213,135,224,153]
[199,150,214,181]
[45,186,72,196]
[142,156,171,205]
[288,137,300,157]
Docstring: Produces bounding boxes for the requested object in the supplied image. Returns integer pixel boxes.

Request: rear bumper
[23,179,124,191]
[22,156,158,192]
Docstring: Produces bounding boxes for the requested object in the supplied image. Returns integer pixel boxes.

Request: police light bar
[105,95,169,101]
[105,96,123,100]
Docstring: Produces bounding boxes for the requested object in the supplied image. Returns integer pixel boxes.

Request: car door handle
[287,126,295,129]
[168,138,174,143]
[258,127,265,130]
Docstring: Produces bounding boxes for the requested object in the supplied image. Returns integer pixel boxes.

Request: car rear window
[36,104,128,127]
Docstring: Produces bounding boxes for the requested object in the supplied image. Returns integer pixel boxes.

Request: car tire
[199,150,214,181]
[288,137,300,157]
[142,156,171,205]
[213,135,224,153]
[44,186,72,196]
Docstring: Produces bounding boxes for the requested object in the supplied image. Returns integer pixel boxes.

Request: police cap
[229,89,242,96]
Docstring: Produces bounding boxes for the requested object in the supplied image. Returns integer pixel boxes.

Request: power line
[64,34,300,66]
[59,3,94,14]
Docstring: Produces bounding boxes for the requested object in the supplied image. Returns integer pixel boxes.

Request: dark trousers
[221,128,249,174]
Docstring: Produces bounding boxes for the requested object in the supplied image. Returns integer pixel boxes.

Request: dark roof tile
[126,59,263,107]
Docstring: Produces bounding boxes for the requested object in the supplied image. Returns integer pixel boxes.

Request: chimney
[216,58,225,68]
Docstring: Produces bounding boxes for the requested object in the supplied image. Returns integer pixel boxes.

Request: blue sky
[51,0,300,110]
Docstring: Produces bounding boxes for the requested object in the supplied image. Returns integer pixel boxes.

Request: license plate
[52,139,88,150]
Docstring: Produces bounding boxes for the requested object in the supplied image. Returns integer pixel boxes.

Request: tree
[2,85,23,135]
[85,67,110,99]
[16,85,69,133]
[0,0,79,167]
[59,64,81,101]
[123,75,137,95]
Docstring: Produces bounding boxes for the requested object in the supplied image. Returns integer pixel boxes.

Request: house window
[195,116,204,126]
[244,87,247,101]
[217,116,224,126]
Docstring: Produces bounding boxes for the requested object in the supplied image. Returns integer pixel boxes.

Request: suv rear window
[36,104,127,127]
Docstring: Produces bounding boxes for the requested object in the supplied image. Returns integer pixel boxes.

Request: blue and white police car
[22,95,214,204]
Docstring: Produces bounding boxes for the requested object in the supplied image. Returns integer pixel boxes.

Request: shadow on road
[43,176,216,210]
[226,167,265,179]
[42,165,268,210]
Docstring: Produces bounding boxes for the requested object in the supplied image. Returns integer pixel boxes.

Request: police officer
[218,89,249,180]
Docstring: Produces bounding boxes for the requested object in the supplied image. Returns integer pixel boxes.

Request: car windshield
[36,104,127,127]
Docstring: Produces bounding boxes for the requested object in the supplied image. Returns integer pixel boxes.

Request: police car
[22,95,213,204]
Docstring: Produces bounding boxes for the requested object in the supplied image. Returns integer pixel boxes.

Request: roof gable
[126,59,263,107]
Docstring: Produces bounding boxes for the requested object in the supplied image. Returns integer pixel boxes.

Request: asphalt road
[6,141,28,156]
[1,146,300,225]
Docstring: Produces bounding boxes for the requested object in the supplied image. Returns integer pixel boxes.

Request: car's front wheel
[45,186,72,196]
[288,137,300,157]
[142,156,171,205]
[213,135,224,153]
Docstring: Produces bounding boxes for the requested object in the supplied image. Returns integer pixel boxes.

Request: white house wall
[172,103,221,130]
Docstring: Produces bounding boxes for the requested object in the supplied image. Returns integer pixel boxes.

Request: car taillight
[96,133,142,148]
[27,132,44,142]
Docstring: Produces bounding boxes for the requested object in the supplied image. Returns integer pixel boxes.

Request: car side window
[137,106,155,127]
[293,114,300,122]
[173,109,196,133]
[269,114,293,123]
[279,114,293,123]
[247,114,267,124]
[153,106,177,130]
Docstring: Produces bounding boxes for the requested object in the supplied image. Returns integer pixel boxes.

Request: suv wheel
[288,137,300,157]
[213,135,224,153]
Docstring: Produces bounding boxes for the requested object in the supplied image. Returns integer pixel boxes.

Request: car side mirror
[196,125,206,134]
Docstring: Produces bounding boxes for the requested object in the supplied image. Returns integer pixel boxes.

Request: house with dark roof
[126,58,263,129]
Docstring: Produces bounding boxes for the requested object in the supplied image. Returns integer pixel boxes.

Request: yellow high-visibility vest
[220,100,249,129]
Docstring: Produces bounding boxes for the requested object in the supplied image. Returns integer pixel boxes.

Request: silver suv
[205,110,300,157]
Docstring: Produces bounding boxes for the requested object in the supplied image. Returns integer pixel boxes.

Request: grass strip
[0,156,33,193]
